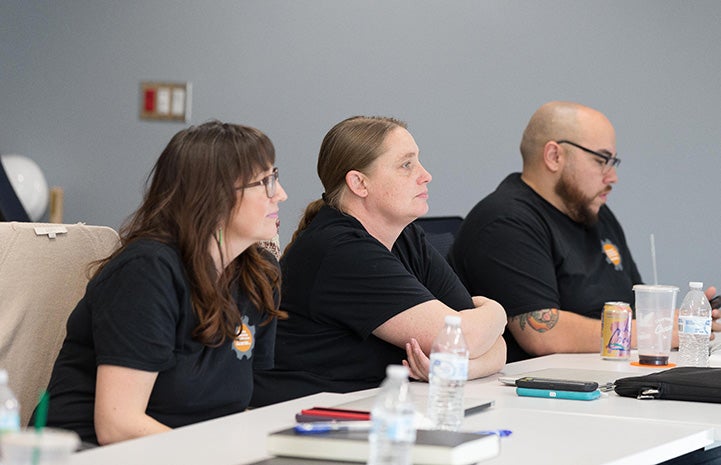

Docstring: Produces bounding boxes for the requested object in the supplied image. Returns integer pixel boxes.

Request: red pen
[299,407,371,421]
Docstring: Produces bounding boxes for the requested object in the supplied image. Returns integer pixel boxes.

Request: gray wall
[2,1,721,293]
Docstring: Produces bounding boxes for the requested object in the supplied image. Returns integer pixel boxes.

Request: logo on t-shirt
[232,315,255,360]
[601,239,623,271]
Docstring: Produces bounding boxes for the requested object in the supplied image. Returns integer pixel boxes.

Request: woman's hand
[403,338,430,381]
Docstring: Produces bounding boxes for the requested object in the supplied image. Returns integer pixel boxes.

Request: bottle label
[429,352,468,381]
[0,410,20,433]
[387,413,416,442]
[678,316,711,336]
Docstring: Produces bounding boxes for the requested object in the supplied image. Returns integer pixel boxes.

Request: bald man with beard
[450,101,718,363]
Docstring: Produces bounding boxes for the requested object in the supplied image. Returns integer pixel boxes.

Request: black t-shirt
[450,173,642,363]
[38,240,276,444]
[251,206,473,406]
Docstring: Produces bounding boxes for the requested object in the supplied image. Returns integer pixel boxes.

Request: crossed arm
[373,296,507,381]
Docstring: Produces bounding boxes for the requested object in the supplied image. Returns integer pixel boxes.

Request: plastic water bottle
[678,281,712,367]
[427,314,469,431]
[0,369,21,436]
[368,365,416,465]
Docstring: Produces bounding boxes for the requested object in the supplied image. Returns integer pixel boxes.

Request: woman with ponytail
[37,121,287,445]
[252,116,506,407]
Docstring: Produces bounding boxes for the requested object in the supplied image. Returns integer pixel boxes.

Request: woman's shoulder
[283,209,385,268]
[303,207,371,245]
[397,222,426,249]
[85,239,188,300]
[120,238,179,260]
[101,239,183,276]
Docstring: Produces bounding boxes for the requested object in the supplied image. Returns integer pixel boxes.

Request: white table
[67,351,718,465]
[482,352,721,441]
[68,392,367,465]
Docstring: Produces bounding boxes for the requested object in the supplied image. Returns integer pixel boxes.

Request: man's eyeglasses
[238,167,279,198]
[556,140,621,173]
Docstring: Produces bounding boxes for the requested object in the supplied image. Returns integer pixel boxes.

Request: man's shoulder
[597,204,627,235]
[598,204,621,223]
[465,173,547,224]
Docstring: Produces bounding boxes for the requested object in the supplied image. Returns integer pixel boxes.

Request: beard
[555,173,606,227]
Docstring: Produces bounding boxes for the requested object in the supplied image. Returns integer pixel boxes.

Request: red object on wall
[144,89,156,112]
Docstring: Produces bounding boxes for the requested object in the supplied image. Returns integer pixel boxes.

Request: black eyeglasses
[556,140,621,173]
[238,167,279,198]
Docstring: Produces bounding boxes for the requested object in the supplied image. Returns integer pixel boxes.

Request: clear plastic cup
[0,428,79,465]
[633,284,679,365]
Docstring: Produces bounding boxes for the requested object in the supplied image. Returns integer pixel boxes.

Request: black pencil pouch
[614,367,721,403]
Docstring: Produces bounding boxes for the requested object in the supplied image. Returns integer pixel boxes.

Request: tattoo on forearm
[511,308,560,333]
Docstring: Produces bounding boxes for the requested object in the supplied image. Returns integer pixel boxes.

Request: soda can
[601,302,632,360]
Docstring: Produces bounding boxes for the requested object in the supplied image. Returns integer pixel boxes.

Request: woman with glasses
[33,121,288,445]
[252,116,506,407]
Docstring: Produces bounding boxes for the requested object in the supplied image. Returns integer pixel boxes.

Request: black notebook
[265,427,500,465]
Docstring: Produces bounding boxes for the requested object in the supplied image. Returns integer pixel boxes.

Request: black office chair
[412,216,464,259]
[0,157,30,222]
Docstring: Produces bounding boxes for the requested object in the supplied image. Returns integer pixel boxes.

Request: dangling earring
[217,228,223,247]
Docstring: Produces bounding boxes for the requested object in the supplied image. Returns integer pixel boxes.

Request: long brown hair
[287,116,406,249]
[102,121,283,346]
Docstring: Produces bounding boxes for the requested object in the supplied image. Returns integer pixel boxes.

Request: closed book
[266,427,500,465]
[248,459,356,464]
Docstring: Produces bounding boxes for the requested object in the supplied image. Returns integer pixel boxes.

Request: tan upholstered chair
[0,222,120,426]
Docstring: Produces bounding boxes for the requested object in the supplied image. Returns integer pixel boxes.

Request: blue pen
[294,421,373,434]
[475,429,513,437]
[295,421,512,438]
